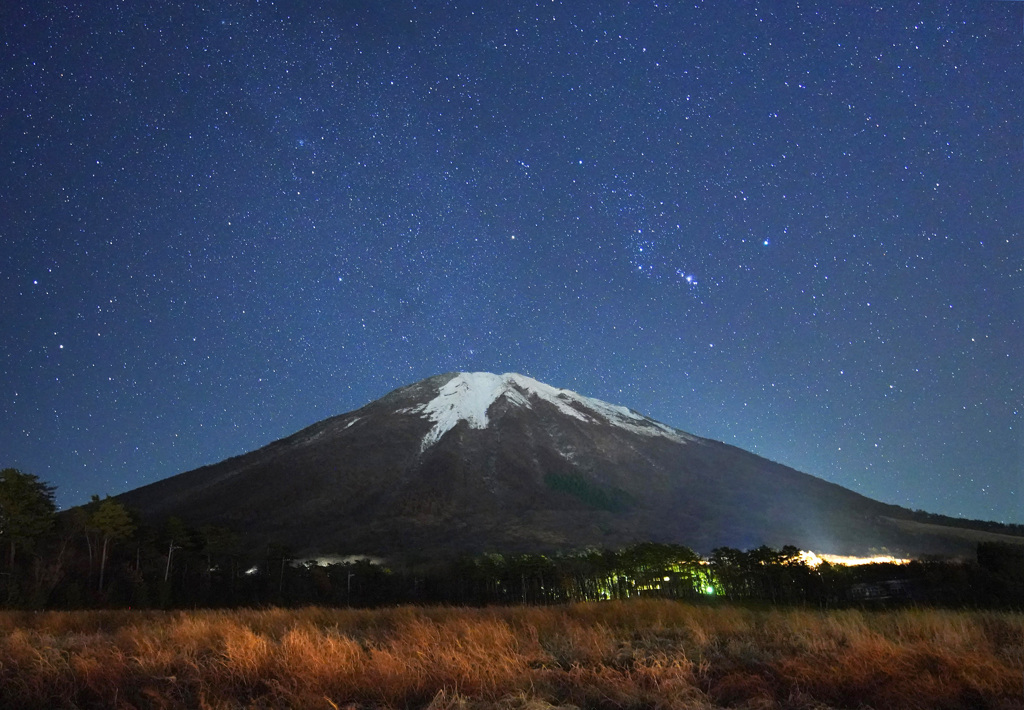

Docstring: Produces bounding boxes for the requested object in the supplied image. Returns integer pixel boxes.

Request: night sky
[2,2,1021,523]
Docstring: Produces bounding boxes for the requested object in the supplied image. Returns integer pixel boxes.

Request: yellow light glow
[799,551,910,568]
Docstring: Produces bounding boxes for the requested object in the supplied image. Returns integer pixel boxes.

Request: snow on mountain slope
[405,372,694,451]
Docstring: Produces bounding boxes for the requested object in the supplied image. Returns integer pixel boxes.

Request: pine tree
[90,498,135,594]
[0,468,56,571]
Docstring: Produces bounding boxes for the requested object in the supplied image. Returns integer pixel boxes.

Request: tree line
[1,467,1022,610]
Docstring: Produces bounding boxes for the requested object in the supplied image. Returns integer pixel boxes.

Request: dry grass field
[0,600,1021,709]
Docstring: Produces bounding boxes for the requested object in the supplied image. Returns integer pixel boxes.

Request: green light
[703,584,716,595]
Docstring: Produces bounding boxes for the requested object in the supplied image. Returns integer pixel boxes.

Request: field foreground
[0,601,1021,709]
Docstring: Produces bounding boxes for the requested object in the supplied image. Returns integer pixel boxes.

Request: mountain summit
[403,372,692,451]
[117,372,971,560]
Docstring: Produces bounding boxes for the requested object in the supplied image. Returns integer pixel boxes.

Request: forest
[1,468,1022,611]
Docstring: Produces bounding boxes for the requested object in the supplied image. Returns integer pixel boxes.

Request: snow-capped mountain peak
[405,372,692,451]
[116,369,960,561]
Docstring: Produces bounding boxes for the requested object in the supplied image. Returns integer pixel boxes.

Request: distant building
[848,578,912,601]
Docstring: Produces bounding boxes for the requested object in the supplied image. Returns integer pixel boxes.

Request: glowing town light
[798,551,910,568]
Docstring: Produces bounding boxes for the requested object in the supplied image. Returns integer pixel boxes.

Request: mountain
[117,372,996,561]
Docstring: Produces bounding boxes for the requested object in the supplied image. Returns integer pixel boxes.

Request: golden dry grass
[0,601,1021,709]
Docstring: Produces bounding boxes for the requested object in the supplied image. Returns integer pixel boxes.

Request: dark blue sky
[2,1,1021,523]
